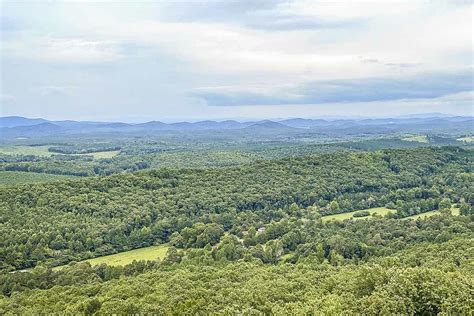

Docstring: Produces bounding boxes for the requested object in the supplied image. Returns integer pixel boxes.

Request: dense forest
[1,213,472,313]
[0,136,473,313]
[0,135,469,177]
[1,147,472,272]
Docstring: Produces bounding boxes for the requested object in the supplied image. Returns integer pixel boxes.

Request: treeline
[0,147,472,271]
[168,210,473,265]
[3,160,94,177]
[1,159,145,177]
[48,145,121,154]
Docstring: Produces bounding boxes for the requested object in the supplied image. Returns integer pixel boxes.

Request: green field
[54,245,169,270]
[402,135,429,143]
[322,206,461,222]
[0,171,74,185]
[0,145,53,157]
[405,210,439,220]
[321,207,394,222]
[0,145,120,159]
[457,136,474,143]
[76,150,120,159]
[405,207,460,220]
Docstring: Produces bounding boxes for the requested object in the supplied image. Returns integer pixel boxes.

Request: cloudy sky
[1,0,473,122]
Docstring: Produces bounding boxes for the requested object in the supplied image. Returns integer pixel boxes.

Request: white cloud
[0,0,472,120]
[3,37,122,63]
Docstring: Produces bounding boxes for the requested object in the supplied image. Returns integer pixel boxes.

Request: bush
[353,211,370,218]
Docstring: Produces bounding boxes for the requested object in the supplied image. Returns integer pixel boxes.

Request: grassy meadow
[402,135,429,143]
[457,136,474,143]
[75,150,121,159]
[53,245,169,270]
[0,145,53,157]
[0,145,120,159]
[405,207,460,220]
[321,207,394,222]
[321,206,461,223]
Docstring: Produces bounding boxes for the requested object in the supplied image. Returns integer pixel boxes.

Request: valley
[0,116,472,314]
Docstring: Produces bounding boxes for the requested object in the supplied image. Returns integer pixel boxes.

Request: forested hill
[0,146,473,314]
[0,146,472,272]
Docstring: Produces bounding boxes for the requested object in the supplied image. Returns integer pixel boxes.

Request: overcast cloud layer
[1,0,473,122]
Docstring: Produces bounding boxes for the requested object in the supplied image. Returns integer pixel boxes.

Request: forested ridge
[0,147,472,270]
[0,146,473,314]
[1,136,468,177]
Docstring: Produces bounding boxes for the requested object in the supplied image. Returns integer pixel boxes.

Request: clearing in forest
[321,207,394,222]
[53,245,169,270]
[0,145,120,159]
[322,207,461,222]
[457,136,474,143]
[402,135,429,143]
[405,208,460,220]
[0,145,53,157]
[75,150,121,159]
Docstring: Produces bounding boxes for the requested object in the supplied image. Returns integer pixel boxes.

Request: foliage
[0,144,472,313]
[2,135,470,177]
[0,171,74,185]
[0,147,472,272]
[352,210,371,217]
[0,233,472,314]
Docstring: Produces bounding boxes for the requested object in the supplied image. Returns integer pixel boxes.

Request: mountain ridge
[1,115,472,139]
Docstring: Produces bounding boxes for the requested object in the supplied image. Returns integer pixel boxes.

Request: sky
[0,0,473,122]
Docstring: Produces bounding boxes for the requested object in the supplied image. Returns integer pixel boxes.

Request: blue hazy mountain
[0,115,472,139]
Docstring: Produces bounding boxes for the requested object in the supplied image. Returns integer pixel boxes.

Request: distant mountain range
[0,115,472,139]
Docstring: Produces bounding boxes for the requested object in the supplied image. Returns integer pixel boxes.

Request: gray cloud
[193,69,474,106]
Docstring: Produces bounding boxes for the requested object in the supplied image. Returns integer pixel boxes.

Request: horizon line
[1,112,470,125]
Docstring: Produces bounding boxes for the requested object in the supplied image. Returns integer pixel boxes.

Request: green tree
[329,200,340,213]
[439,198,451,210]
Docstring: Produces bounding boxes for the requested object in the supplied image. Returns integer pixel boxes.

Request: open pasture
[53,245,169,270]
[321,207,394,222]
